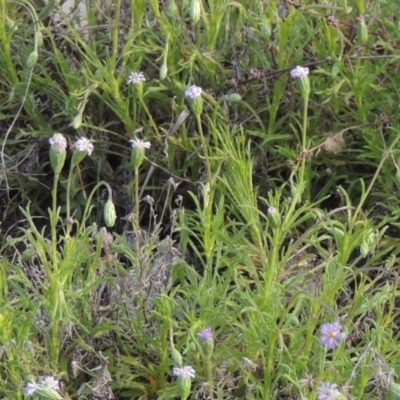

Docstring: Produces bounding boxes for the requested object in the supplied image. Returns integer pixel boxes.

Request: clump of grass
[1,0,400,399]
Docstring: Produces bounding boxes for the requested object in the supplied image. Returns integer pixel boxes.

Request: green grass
[1,0,400,398]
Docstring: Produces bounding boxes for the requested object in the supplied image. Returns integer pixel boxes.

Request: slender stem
[111,0,121,62]
[299,92,309,202]
[205,355,214,400]
[50,172,60,367]
[134,166,140,232]
[51,173,59,273]
[66,163,74,237]
[196,114,214,263]
[80,180,113,233]
[196,114,212,184]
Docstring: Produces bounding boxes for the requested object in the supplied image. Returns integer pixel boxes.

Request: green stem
[134,166,140,231]
[51,320,59,368]
[50,173,60,368]
[111,0,121,62]
[205,355,214,400]
[80,180,113,232]
[196,114,212,184]
[196,114,214,263]
[65,163,75,237]
[51,173,59,273]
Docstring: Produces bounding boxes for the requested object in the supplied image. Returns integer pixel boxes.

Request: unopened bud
[167,0,179,18]
[223,93,242,102]
[160,62,168,80]
[71,113,82,129]
[6,15,17,30]
[189,0,201,23]
[357,16,368,45]
[267,206,280,229]
[389,382,400,399]
[259,17,271,36]
[26,48,38,68]
[171,348,183,367]
[360,240,369,258]
[104,199,117,227]
[396,169,400,186]
[36,29,44,48]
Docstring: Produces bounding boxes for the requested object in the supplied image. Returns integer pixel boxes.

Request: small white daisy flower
[290,65,309,79]
[185,85,202,99]
[40,376,60,391]
[49,133,67,152]
[172,365,196,379]
[129,137,151,149]
[75,137,94,156]
[127,71,146,85]
[24,381,39,396]
[317,382,340,400]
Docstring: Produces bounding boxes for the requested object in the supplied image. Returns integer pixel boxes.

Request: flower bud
[267,206,280,229]
[104,199,117,227]
[22,248,35,262]
[36,29,44,48]
[26,48,38,68]
[160,61,168,80]
[6,15,17,30]
[49,133,67,174]
[171,348,183,367]
[202,182,211,210]
[223,93,242,102]
[71,113,82,129]
[189,0,201,24]
[259,17,271,36]
[396,169,400,186]
[389,382,400,399]
[360,240,369,258]
[167,0,179,17]
[197,327,214,358]
[357,16,368,45]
